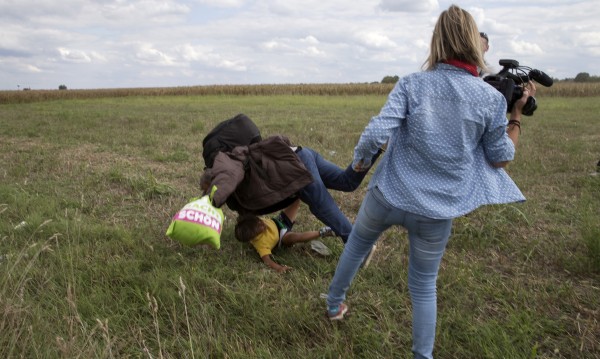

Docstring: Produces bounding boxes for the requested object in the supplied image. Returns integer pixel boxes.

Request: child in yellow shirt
[234,198,333,273]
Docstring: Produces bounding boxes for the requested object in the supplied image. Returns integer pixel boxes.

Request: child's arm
[261,255,291,273]
[281,227,333,246]
[281,231,319,245]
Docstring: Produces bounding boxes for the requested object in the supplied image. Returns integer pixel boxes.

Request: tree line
[568,72,600,83]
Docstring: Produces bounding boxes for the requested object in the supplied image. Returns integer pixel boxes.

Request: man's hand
[353,160,370,172]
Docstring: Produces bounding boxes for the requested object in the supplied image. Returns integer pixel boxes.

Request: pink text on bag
[175,209,222,233]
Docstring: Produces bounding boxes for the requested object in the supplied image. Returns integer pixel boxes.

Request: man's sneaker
[362,244,377,268]
[310,240,332,256]
[327,303,348,320]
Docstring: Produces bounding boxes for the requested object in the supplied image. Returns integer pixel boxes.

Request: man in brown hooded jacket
[203,135,382,243]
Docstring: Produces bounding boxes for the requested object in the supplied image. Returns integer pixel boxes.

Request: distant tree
[574,72,590,82]
[381,75,399,84]
[58,84,68,90]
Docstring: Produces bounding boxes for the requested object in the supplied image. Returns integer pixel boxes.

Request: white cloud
[267,1,296,16]
[259,36,325,57]
[414,38,429,51]
[261,41,283,51]
[176,44,247,71]
[355,32,397,49]
[259,64,296,79]
[509,40,544,56]
[218,59,247,71]
[576,31,600,47]
[577,31,600,56]
[0,1,598,89]
[12,63,43,74]
[135,44,176,66]
[25,64,42,73]
[58,48,92,63]
[301,36,320,45]
[303,46,325,56]
[379,0,438,13]
[197,0,246,8]
[178,44,206,62]
[100,0,190,23]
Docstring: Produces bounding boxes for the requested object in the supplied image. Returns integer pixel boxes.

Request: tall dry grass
[0,83,394,104]
[2,81,599,104]
[535,81,600,97]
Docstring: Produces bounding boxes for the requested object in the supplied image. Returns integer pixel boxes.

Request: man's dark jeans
[296,147,374,243]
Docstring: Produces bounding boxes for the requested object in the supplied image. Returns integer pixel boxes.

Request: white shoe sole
[310,240,332,256]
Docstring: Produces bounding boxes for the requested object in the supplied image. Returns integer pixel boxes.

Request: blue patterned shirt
[354,63,525,219]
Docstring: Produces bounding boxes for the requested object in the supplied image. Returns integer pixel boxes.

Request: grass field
[1,90,598,358]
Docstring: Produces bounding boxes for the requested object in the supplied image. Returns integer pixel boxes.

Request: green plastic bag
[166,187,224,249]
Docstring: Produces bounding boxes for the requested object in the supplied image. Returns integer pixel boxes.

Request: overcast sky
[1,0,598,90]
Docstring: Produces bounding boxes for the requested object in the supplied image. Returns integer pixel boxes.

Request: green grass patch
[1,93,599,358]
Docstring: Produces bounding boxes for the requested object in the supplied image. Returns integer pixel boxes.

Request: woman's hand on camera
[512,81,537,116]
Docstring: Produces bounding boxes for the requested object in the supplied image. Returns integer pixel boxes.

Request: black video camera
[483,59,553,116]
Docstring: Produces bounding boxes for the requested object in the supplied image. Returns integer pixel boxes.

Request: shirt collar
[442,59,478,77]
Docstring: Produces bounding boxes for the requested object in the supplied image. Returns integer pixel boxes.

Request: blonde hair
[423,4,486,72]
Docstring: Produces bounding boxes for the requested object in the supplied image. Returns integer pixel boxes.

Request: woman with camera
[325,5,536,359]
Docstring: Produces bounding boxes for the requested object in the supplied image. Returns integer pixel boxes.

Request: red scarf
[443,59,478,77]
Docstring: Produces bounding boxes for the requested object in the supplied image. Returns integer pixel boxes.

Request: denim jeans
[327,186,452,359]
[295,147,372,243]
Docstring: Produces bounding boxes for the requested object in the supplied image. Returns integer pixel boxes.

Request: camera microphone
[528,69,553,87]
[509,69,553,87]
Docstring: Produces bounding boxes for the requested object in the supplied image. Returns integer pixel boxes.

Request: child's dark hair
[234,214,266,242]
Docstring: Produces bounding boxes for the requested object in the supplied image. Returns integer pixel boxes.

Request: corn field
[1,81,599,104]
